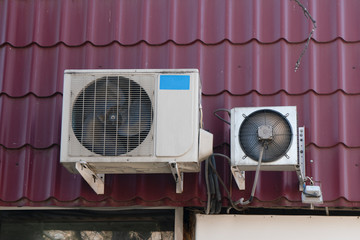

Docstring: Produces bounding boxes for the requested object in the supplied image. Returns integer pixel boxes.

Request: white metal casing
[231,106,298,171]
[60,69,212,174]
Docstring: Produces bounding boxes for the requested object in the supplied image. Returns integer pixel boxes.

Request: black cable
[205,156,220,214]
[207,155,244,212]
[210,155,222,214]
[208,163,216,214]
[212,153,231,165]
[213,109,231,125]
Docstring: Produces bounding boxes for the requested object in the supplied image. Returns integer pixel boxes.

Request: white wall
[195,214,360,240]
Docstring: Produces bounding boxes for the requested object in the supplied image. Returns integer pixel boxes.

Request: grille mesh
[239,109,292,162]
[71,76,153,156]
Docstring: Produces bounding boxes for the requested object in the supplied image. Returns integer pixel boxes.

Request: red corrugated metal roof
[3,85,360,149]
[0,144,205,206]
[1,0,360,208]
[1,0,360,46]
[2,41,360,97]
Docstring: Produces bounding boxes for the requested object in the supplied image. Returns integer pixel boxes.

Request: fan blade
[82,113,129,156]
[118,98,152,136]
[82,113,104,154]
[72,76,153,156]
[239,109,292,162]
[93,80,126,115]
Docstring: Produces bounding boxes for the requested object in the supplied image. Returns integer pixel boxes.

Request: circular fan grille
[239,109,292,162]
[72,76,153,156]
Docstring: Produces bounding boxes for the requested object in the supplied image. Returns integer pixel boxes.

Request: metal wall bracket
[75,161,105,195]
[231,166,246,190]
[169,162,183,194]
[297,126,306,191]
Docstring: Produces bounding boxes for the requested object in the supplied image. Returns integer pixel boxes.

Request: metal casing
[61,69,205,174]
[231,106,298,171]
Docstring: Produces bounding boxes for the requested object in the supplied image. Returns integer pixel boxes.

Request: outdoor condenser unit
[230,106,306,191]
[60,69,213,194]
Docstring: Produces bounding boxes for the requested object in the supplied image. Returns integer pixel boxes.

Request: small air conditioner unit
[60,69,213,194]
[230,106,305,190]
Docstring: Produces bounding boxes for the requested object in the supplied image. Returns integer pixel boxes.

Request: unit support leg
[169,162,183,194]
[76,161,105,195]
[231,166,246,190]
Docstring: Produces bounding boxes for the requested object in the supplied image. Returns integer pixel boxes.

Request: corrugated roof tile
[1,40,360,97]
[2,144,360,207]
[0,94,62,148]
[0,145,206,206]
[2,0,360,47]
[211,145,360,206]
[2,91,360,151]
[0,146,59,202]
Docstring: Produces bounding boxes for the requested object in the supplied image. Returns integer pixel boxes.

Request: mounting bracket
[231,166,246,190]
[169,162,184,194]
[75,161,105,195]
[297,126,306,191]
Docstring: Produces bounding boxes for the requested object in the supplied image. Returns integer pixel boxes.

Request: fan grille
[239,109,292,162]
[72,76,153,156]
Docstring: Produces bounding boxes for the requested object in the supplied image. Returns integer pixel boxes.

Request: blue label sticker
[159,75,190,90]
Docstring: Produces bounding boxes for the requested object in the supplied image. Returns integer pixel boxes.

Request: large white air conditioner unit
[230,106,305,190]
[60,69,213,194]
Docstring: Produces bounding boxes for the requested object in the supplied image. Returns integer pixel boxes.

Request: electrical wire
[236,145,265,205]
[204,149,266,210]
[211,153,231,165]
[302,176,320,197]
[208,159,217,214]
[213,109,231,125]
[206,154,244,212]
[205,155,222,214]
[207,158,243,212]
[210,155,222,214]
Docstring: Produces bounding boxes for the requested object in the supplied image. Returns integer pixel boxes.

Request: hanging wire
[211,155,222,214]
[213,109,231,125]
[205,153,244,213]
[293,0,317,72]
[302,176,321,197]
[204,155,222,214]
